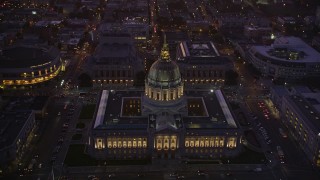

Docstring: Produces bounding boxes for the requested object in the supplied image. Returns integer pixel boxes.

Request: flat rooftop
[2,96,49,112]
[287,95,320,132]
[93,90,238,130]
[253,37,320,63]
[178,41,220,58]
[0,111,33,149]
[183,90,237,129]
[0,46,59,68]
[94,90,148,130]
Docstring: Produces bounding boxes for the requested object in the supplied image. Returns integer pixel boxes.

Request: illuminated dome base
[141,94,187,116]
[145,37,184,102]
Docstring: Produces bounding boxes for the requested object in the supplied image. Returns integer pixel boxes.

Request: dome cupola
[145,37,184,101]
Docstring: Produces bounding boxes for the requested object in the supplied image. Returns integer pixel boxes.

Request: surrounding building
[87,42,242,161]
[176,41,233,88]
[99,20,149,47]
[0,110,35,171]
[89,31,143,87]
[0,45,62,88]
[246,37,320,81]
[270,86,320,167]
[244,25,272,39]
[316,6,320,28]
[275,17,296,33]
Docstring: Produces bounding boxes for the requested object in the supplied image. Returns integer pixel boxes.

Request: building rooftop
[93,90,148,130]
[2,96,49,113]
[183,90,237,129]
[270,86,290,97]
[93,90,238,130]
[0,110,33,149]
[252,37,320,63]
[287,95,320,132]
[178,41,220,58]
[0,45,60,68]
[94,32,135,61]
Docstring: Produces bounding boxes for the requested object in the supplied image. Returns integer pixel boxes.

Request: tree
[78,73,92,87]
[133,71,146,87]
[225,70,238,86]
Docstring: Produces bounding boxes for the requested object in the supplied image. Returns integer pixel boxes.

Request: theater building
[0,45,62,88]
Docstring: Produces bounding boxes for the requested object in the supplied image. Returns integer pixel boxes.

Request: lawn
[76,122,85,129]
[222,147,266,164]
[79,104,96,120]
[72,134,82,140]
[106,158,151,165]
[64,144,151,167]
[64,144,97,166]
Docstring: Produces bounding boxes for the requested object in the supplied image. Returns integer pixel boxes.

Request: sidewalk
[65,163,268,174]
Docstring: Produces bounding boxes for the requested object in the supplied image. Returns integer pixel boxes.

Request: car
[58,137,64,144]
[53,146,61,154]
[51,156,56,163]
[137,173,145,177]
[266,150,273,154]
[177,175,185,179]
[88,175,96,179]
[196,170,206,176]
[169,172,178,177]
[108,173,116,178]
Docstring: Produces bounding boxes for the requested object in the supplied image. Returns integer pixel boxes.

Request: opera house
[0,45,62,88]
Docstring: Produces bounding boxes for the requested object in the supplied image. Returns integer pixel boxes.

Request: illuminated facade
[145,40,183,101]
[88,42,242,161]
[270,86,320,167]
[176,41,233,88]
[0,45,62,88]
[0,110,35,170]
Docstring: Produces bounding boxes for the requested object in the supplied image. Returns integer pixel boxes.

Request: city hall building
[87,42,242,160]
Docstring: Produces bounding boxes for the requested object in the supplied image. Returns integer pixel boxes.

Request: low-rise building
[246,37,320,81]
[176,41,233,88]
[0,110,35,171]
[270,85,320,167]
